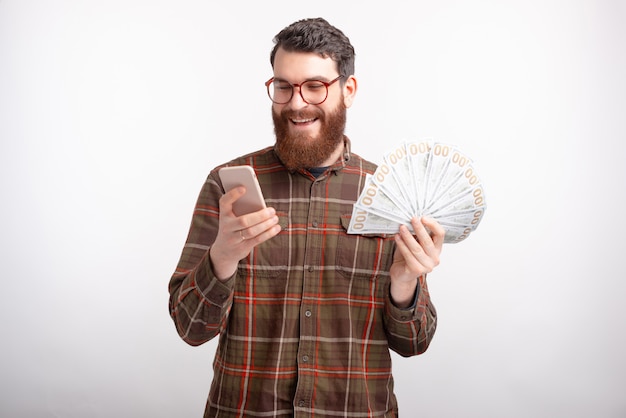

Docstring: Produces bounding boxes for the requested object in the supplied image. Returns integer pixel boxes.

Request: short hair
[270,17,355,78]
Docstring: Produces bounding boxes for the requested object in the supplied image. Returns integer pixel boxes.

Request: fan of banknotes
[348,139,486,243]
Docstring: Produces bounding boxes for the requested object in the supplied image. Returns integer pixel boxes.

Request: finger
[396,226,425,266]
[394,231,426,276]
[410,217,438,256]
[239,209,279,240]
[219,186,246,216]
[246,222,282,246]
[411,217,432,243]
[237,207,277,232]
[420,217,446,249]
[397,223,437,272]
[413,217,443,268]
[237,220,281,254]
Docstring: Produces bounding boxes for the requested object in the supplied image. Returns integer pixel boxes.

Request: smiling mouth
[290,117,317,125]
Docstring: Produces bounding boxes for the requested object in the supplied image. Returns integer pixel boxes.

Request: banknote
[347,206,404,234]
[424,144,473,210]
[405,139,432,213]
[369,162,414,217]
[354,175,413,224]
[382,142,417,213]
[348,140,486,243]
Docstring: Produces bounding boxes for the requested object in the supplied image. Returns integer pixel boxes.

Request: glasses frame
[264,75,344,105]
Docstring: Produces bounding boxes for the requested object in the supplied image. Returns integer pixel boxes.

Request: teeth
[292,118,315,123]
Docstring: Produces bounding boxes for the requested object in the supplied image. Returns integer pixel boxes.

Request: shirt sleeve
[168,172,235,346]
[384,274,437,357]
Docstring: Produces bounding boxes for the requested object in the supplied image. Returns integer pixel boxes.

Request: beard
[272,102,347,171]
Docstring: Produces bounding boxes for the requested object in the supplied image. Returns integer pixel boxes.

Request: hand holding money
[389,216,445,307]
[348,140,487,243]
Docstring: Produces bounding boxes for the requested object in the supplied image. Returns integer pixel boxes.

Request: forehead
[272,48,339,81]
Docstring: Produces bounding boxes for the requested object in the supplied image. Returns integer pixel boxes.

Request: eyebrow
[273,75,336,83]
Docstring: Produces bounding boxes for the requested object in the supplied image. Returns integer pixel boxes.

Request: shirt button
[305,310,312,317]
[302,355,309,363]
[298,400,306,407]
[312,221,318,227]
[308,266,314,272]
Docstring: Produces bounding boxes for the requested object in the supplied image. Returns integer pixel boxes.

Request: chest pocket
[336,214,394,280]
[238,212,291,279]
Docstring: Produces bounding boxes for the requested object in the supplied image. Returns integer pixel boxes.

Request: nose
[286,85,308,109]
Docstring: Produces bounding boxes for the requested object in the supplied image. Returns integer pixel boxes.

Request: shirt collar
[329,136,351,175]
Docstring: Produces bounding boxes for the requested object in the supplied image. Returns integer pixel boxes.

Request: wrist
[209,246,238,281]
[390,279,418,309]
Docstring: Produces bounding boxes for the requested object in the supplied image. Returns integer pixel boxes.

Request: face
[271,48,357,170]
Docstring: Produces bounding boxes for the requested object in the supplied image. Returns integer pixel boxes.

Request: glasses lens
[268,80,292,104]
[300,81,328,105]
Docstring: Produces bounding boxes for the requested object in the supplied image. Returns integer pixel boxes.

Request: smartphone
[218,165,267,216]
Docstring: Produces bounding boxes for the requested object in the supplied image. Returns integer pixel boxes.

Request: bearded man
[168,17,445,418]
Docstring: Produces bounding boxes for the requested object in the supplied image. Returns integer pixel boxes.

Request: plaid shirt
[169,138,437,417]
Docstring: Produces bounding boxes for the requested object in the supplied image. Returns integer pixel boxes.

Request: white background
[1,1,625,417]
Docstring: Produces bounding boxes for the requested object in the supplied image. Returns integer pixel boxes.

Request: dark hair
[270,18,355,77]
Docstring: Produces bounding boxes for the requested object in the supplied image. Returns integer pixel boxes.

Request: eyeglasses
[265,75,344,105]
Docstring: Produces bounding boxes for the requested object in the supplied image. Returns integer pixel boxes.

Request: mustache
[278,108,324,121]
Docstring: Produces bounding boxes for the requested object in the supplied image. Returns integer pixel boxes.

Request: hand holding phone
[218,166,267,216]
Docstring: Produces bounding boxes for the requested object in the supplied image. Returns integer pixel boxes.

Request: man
[169,17,445,417]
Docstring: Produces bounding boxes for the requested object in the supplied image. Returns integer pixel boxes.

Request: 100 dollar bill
[348,140,487,243]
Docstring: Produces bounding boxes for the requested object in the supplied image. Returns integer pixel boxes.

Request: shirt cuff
[388,281,420,321]
[196,249,236,307]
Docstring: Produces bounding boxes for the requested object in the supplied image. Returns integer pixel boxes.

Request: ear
[342,75,357,108]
